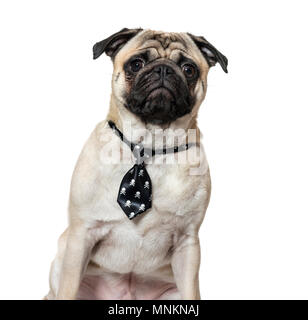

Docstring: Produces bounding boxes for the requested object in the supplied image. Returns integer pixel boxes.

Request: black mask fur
[125,62,195,124]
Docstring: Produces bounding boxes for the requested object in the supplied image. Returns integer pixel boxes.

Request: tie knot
[132,144,145,165]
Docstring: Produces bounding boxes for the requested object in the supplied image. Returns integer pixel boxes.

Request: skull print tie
[108,120,194,220]
[117,162,152,220]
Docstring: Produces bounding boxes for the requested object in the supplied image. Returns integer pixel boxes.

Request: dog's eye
[130,59,145,72]
[182,64,196,78]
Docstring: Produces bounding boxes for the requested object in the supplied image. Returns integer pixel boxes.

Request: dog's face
[93,28,228,125]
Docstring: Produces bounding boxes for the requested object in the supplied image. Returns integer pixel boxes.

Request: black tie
[108,120,194,220]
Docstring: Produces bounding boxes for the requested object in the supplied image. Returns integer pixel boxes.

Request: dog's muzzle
[125,62,194,124]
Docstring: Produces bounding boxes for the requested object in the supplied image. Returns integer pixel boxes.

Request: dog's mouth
[146,86,175,101]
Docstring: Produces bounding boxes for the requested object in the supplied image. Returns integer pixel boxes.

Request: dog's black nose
[153,65,174,78]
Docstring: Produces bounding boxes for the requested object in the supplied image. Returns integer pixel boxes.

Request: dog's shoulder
[69,120,112,209]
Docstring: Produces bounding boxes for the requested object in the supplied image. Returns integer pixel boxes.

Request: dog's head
[93,28,228,125]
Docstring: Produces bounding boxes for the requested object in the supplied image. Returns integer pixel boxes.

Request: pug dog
[45,28,227,300]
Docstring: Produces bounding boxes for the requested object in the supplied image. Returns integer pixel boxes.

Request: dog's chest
[95,155,205,220]
[90,217,175,274]
[87,158,208,274]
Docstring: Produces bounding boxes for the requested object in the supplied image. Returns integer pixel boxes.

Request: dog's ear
[93,28,143,60]
[188,33,228,73]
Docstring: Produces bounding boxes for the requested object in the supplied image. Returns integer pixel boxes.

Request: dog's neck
[107,94,201,149]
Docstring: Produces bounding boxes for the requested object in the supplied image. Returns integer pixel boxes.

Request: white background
[0,0,307,300]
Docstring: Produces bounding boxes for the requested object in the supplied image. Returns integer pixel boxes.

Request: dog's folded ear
[93,28,143,60]
[188,33,228,73]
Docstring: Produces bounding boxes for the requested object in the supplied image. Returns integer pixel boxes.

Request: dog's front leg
[56,221,92,300]
[171,235,201,300]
